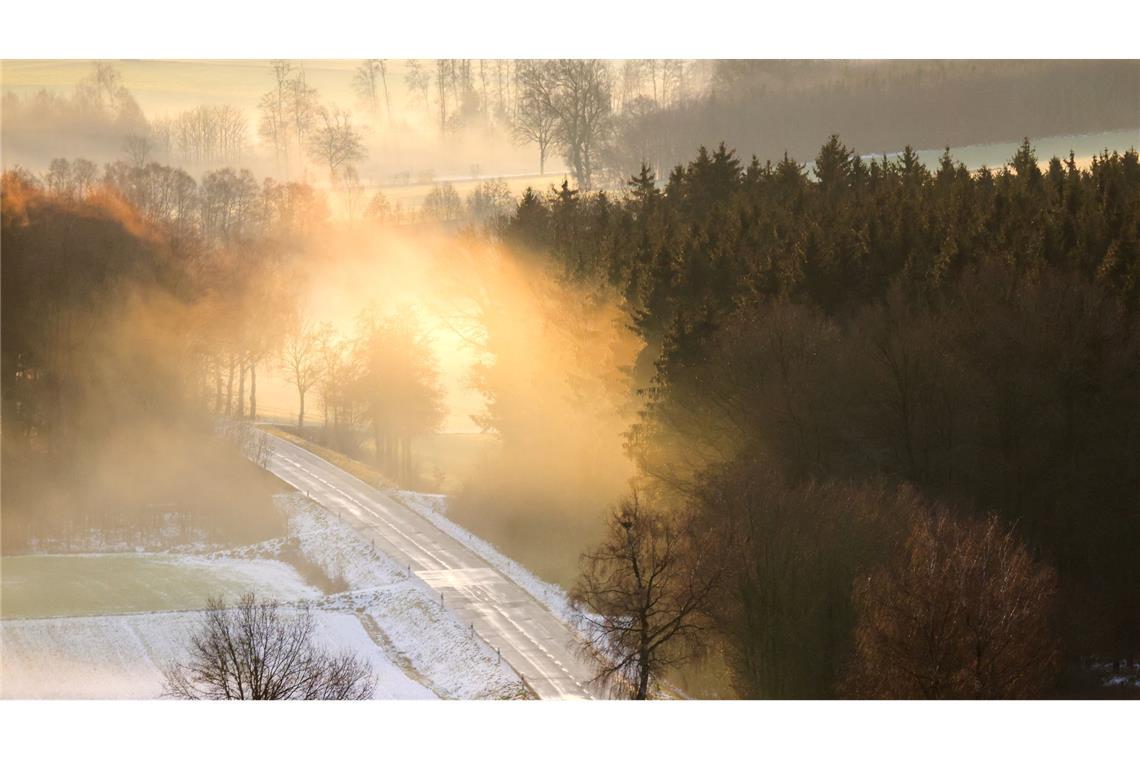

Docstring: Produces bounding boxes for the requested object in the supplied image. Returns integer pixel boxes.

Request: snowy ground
[1093,660,1140,690]
[1,493,528,700]
[277,493,527,699]
[0,608,434,699]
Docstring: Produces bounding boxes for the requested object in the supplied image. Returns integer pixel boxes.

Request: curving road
[260,433,597,700]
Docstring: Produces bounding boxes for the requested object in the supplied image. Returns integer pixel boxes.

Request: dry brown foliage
[845,511,1061,699]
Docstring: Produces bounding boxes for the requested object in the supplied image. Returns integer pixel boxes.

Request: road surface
[261,434,597,700]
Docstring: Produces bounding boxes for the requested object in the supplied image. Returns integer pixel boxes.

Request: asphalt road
[261,434,597,700]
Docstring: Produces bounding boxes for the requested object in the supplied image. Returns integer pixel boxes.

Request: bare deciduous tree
[844,511,1061,699]
[404,60,432,115]
[434,59,450,132]
[512,62,557,175]
[340,166,369,223]
[286,70,320,169]
[549,59,613,190]
[281,319,326,429]
[466,178,514,224]
[258,60,294,173]
[570,490,718,699]
[199,167,260,245]
[164,593,375,700]
[353,59,391,123]
[72,158,97,199]
[307,107,367,184]
[316,326,355,436]
[123,134,152,166]
[160,105,247,167]
[353,59,381,114]
[420,182,462,222]
[514,60,613,189]
[364,190,393,225]
[44,158,73,198]
[661,59,688,104]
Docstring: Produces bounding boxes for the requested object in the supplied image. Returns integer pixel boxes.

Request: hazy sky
[1,58,561,181]
[1,59,367,117]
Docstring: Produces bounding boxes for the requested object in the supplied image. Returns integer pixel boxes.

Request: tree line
[499,136,1140,697]
[7,60,1137,200]
[606,60,1140,181]
[283,308,444,484]
[4,60,703,193]
[2,62,148,164]
[257,60,368,184]
[1,152,443,547]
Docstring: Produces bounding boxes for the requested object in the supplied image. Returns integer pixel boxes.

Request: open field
[0,493,528,699]
[0,553,318,619]
[0,607,436,699]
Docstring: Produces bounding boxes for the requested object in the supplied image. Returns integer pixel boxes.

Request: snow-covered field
[0,608,433,699]
[1,493,528,700]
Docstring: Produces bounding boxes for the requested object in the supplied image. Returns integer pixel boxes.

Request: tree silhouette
[571,490,717,699]
[164,594,375,700]
[307,107,366,184]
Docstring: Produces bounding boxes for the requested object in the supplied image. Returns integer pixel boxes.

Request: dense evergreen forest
[502,137,1140,697]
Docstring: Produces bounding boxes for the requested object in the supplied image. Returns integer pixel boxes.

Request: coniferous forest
[499,138,1140,697]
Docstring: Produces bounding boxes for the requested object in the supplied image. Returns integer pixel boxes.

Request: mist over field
[2,58,1138,702]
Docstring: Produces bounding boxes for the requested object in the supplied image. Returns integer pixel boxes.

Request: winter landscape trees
[571,491,718,699]
[508,135,1140,697]
[844,512,1060,699]
[3,58,1138,701]
[512,59,613,190]
[163,593,375,700]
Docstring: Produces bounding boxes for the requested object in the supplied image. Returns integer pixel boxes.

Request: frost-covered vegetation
[0,493,528,699]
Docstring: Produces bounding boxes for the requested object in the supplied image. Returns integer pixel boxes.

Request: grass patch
[0,553,318,619]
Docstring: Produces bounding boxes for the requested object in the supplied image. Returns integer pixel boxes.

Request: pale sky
[0,59,386,119]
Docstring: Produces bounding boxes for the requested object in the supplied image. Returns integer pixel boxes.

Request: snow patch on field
[2,494,530,700]
[1094,660,1140,690]
[0,609,434,699]
[285,497,405,590]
